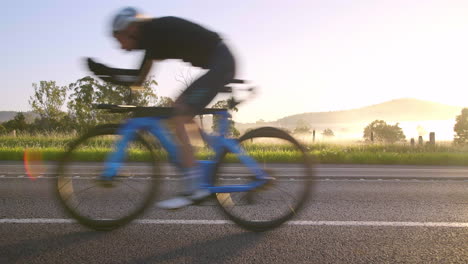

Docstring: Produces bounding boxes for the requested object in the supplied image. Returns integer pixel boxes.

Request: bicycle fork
[101,126,136,180]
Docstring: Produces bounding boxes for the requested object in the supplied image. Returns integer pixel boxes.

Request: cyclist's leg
[155,92,216,209]
[171,108,196,169]
[157,42,235,209]
[174,41,235,179]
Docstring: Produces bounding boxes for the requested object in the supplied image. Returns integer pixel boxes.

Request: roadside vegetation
[4,132,468,165]
[3,76,468,165]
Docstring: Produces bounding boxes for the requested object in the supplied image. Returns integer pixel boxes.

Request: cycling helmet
[111,7,147,33]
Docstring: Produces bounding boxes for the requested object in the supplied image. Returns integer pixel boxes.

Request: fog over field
[233,98,462,141]
[0,98,463,141]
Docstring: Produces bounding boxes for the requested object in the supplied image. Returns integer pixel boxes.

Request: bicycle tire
[214,127,315,232]
[55,125,159,230]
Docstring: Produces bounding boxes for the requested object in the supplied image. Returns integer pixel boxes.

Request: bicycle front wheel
[214,127,315,232]
[55,125,160,230]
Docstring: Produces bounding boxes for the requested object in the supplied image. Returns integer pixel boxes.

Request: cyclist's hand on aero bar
[86,58,138,86]
[87,58,112,76]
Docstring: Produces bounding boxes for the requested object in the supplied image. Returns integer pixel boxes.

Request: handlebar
[94,79,257,113]
[93,104,231,117]
[220,79,257,108]
[229,79,246,84]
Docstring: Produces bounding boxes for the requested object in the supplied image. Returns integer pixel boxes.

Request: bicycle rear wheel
[214,127,315,232]
[55,125,160,230]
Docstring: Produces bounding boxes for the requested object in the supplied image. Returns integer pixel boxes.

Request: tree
[363,120,406,143]
[130,78,159,106]
[322,128,334,137]
[29,81,67,128]
[157,96,175,107]
[67,76,158,130]
[454,108,468,144]
[211,99,240,137]
[174,67,196,89]
[2,113,28,132]
[293,119,311,134]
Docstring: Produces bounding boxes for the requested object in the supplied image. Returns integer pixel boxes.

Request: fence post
[199,115,204,130]
[12,130,16,137]
[418,136,423,145]
[312,130,315,143]
[410,138,415,146]
[371,132,374,142]
[429,132,435,145]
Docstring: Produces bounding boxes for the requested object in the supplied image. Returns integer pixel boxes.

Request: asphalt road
[0,162,467,264]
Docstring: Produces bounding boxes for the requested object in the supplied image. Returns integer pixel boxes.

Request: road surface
[0,162,467,263]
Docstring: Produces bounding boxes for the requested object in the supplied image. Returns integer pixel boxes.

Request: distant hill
[0,111,37,123]
[0,112,20,123]
[2,98,462,140]
[234,98,464,139]
[274,98,462,127]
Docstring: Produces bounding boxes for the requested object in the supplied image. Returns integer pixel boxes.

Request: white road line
[137,219,231,225]
[0,219,74,224]
[289,221,468,228]
[1,176,468,182]
[0,218,467,228]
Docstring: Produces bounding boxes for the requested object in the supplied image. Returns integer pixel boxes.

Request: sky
[3,0,468,123]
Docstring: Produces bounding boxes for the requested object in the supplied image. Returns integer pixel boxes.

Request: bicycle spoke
[232,192,250,206]
[214,127,313,231]
[271,184,300,203]
[218,193,234,207]
[64,184,99,203]
[120,180,147,201]
[270,185,297,214]
[54,125,161,230]
[57,178,73,192]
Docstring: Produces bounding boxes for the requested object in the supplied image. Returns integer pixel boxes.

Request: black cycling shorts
[177,42,235,114]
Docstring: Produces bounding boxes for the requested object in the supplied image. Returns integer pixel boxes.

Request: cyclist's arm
[108,53,153,86]
[87,52,153,86]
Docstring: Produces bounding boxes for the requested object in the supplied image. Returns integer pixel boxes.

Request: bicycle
[55,79,315,232]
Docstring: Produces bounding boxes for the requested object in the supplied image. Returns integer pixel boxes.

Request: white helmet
[111,7,147,33]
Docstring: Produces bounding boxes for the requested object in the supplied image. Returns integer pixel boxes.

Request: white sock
[183,166,201,194]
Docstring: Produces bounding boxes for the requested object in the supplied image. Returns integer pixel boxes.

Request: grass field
[3,133,468,165]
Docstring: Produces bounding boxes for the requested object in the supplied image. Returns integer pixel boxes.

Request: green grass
[4,133,468,165]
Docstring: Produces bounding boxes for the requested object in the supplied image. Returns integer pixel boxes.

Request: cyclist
[87,7,236,209]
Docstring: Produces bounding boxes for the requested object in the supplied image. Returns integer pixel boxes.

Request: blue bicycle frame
[102,109,269,193]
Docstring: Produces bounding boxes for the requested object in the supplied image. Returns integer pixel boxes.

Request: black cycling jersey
[95,15,234,108]
[103,16,223,85]
[139,16,222,68]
